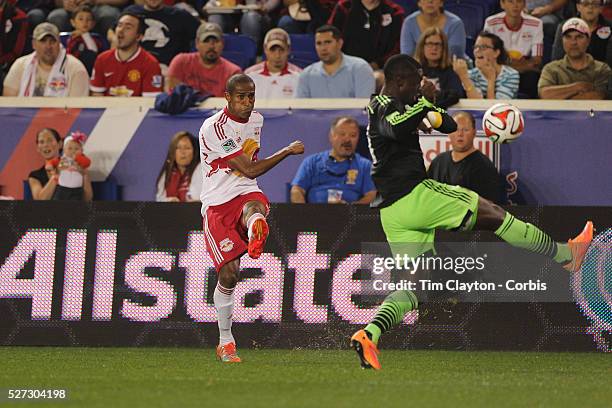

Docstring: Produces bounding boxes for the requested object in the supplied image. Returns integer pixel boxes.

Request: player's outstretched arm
[227,141,304,179]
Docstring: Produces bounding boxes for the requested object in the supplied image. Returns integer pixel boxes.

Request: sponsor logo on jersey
[219,238,234,252]
[222,139,238,152]
[128,69,141,82]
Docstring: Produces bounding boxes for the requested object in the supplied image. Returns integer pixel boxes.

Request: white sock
[214,283,235,345]
[246,213,265,240]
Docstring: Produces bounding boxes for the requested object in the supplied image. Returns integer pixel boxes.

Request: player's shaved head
[383,54,422,84]
[382,54,424,105]
[226,74,255,95]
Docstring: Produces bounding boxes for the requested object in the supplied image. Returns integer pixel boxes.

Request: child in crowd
[66,5,103,74]
[46,131,92,200]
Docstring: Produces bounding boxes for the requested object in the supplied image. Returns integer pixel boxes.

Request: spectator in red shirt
[166,22,241,97]
[0,0,29,85]
[90,12,162,96]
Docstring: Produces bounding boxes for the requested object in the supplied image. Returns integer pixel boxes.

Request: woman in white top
[156,131,203,202]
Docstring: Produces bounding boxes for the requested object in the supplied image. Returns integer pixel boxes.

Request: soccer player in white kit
[199,74,304,363]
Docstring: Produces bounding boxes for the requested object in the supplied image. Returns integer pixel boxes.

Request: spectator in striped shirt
[452,31,519,99]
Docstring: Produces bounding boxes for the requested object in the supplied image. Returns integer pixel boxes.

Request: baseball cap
[562,17,591,37]
[197,22,223,42]
[33,22,60,41]
[264,28,290,50]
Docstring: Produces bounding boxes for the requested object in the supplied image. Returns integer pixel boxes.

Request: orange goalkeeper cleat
[563,221,594,272]
[216,342,241,363]
[351,329,381,370]
[248,218,268,259]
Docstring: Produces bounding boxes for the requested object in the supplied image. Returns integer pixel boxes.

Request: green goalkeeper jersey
[366,94,456,208]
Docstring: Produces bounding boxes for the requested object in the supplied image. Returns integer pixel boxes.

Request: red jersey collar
[114,46,142,63]
[262,62,291,76]
[503,15,523,32]
[223,107,249,123]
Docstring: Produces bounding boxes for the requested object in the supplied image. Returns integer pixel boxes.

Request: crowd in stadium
[3,0,612,203]
[1,0,611,99]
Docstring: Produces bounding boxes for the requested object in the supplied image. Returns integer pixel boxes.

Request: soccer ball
[482,103,524,144]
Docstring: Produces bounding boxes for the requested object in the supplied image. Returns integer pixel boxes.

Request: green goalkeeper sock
[365,290,418,344]
[495,212,571,264]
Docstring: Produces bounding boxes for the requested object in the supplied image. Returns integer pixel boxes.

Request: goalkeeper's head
[383,54,423,105]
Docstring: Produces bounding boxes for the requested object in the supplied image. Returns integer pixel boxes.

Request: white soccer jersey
[244,62,302,99]
[198,107,264,213]
[483,12,544,60]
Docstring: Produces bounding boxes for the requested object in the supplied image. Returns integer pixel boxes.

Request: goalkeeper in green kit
[351,54,593,370]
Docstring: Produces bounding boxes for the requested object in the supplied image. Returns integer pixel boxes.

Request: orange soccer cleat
[216,342,241,363]
[350,329,381,370]
[563,221,594,272]
[247,218,269,259]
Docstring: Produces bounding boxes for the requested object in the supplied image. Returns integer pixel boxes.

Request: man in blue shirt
[290,116,376,204]
[296,25,375,98]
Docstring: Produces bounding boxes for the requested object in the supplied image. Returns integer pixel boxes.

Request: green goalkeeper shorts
[379,179,479,257]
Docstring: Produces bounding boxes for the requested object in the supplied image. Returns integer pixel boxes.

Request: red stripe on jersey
[214,113,228,141]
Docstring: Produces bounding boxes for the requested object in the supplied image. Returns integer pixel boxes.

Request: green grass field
[1,347,610,407]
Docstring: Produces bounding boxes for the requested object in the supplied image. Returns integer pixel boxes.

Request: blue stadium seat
[289,33,316,53]
[465,36,475,60]
[444,2,485,39]
[23,179,122,200]
[288,34,318,68]
[60,32,70,47]
[458,0,498,18]
[222,51,253,70]
[222,34,257,68]
[289,52,318,68]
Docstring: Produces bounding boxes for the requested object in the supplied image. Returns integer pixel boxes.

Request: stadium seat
[222,51,254,70]
[288,34,318,68]
[60,32,70,47]
[458,0,497,18]
[444,2,485,39]
[289,52,318,68]
[222,34,257,69]
[465,36,475,60]
[23,179,122,200]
